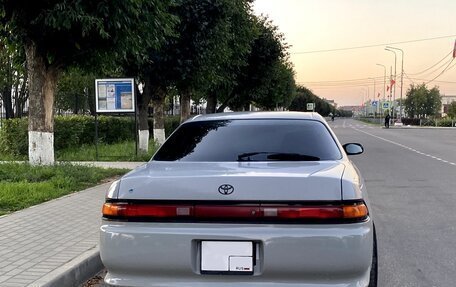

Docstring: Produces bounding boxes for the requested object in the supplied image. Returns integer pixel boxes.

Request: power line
[425,58,455,84]
[403,72,415,85]
[419,58,454,79]
[407,50,453,75]
[290,34,456,54]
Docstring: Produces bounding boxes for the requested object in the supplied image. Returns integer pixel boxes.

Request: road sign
[95,78,135,113]
[306,103,315,111]
[383,102,390,109]
[372,101,378,107]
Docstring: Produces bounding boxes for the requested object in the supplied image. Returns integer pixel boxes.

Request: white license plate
[201,241,253,274]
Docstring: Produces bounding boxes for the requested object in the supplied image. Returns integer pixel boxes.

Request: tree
[55,67,95,115]
[205,0,258,113]
[0,0,174,164]
[252,60,296,110]
[168,0,254,122]
[0,35,27,118]
[217,16,289,112]
[404,84,442,118]
[288,86,335,116]
[447,101,456,119]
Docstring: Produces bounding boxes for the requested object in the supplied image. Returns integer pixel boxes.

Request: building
[442,95,456,115]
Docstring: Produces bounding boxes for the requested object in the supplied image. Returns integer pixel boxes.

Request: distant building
[442,95,456,115]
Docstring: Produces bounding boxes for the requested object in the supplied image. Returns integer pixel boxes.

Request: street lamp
[386,46,404,123]
[376,64,386,102]
[385,48,397,120]
[368,77,377,118]
[362,87,370,117]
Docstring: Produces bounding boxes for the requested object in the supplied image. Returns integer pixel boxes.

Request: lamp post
[385,48,397,120]
[362,87,370,117]
[368,77,377,118]
[376,64,386,102]
[386,46,404,123]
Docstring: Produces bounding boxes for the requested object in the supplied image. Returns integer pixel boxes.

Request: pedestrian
[384,113,390,128]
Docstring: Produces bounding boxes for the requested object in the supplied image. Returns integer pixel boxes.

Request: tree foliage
[0,35,27,118]
[55,67,96,115]
[0,0,175,70]
[404,84,441,118]
[446,101,456,119]
[219,16,292,111]
[288,86,336,116]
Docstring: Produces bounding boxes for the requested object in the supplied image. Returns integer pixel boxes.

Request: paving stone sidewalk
[0,161,145,287]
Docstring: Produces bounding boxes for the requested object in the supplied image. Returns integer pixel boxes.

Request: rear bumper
[100,219,373,287]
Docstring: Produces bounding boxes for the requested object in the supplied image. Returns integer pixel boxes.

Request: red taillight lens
[102,203,193,218]
[263,206,343,219]
[102,202,368,222]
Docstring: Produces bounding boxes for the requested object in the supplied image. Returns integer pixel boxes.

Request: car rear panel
[100,219,373,287]
[116,161,345,201]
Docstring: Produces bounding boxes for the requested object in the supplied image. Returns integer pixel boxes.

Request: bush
[164,115,181,137]
[0,115,182,157]
[0,115,137,156]
[401,118,420,126]
[0,118,28,156]
[421,119,435,126]
[436,118,455,127]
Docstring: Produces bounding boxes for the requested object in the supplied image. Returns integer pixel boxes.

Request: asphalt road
[331,118,456,287]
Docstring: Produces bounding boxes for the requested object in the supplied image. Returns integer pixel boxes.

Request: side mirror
[343,143,364,155]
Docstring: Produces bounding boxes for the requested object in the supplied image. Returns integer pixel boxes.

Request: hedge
[0,115,182,156]
[400,118,456,127]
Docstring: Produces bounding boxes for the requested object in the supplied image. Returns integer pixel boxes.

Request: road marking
[352,127,456,167]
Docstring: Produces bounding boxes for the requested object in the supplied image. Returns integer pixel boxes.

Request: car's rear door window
[153,119,342,161]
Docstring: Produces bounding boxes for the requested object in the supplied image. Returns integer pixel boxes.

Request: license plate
[201,241,253,274]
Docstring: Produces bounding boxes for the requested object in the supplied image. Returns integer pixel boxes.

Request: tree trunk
[3,56,14,119]
[138,81,152,153]
[180,88,191,123]
[152,86,166,145]
[18,63,29,118]
[2,86,14,119]
[25,41,58,165]
[206,93,217,114]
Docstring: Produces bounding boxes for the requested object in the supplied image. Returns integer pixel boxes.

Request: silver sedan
[100,112,377,287]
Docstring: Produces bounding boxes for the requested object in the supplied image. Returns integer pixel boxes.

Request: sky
[253,0,456,106]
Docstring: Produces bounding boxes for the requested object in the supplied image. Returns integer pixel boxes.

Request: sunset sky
[253,0,456,106]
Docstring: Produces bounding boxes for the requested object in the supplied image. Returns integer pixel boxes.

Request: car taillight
[102,202,369,223]
[102,203,193,218]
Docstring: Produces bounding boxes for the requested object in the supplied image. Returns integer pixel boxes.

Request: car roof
[186,111,325,123]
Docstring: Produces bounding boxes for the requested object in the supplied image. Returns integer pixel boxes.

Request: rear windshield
[153,119,342,162]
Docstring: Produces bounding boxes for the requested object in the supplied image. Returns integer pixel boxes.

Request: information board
[95,79,135,113]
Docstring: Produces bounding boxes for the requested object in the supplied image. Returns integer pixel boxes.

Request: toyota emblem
[218,184,234,195]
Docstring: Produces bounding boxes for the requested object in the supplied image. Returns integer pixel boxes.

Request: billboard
[95,79,135,113]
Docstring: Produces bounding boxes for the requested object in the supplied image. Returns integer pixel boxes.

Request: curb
[30,248,103,287]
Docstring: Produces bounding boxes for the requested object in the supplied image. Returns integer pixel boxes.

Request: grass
[0,163,128,216]
[56,140,158,162]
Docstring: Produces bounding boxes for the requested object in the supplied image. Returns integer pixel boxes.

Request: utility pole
[369,77,377,118]
[376,63,386,102]
[386,46,404,123]
[389,66,393,120]
[385,48,397,120]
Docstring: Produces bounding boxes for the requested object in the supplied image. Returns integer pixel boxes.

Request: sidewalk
[0,162,144,287]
